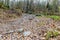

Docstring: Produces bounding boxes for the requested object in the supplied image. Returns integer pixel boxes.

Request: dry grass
[0,9,22,20]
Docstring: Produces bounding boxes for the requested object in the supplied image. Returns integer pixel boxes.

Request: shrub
[0,2,3,8]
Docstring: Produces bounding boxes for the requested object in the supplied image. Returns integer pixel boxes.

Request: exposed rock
[6,30,14,34]
[23,31,31,37]
[0,34,2,37]
[57,26,60,30]
[57,36,60,40]
[40,37,45,40]
[49,38,57,40]
[17,28,24,33]
[0,34,2,40]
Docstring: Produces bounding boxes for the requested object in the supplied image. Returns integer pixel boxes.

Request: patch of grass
[46,15,60,21]
[53,31,59,37]
[46,31,52,40]
[35,14,60,21]
[46,30,59,40]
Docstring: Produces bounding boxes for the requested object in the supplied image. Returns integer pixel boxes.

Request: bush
[2,4,9,9]
[0,2,9,9]
[0,2,3,8]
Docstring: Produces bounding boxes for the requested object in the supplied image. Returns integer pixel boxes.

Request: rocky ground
[0,14,60,40]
